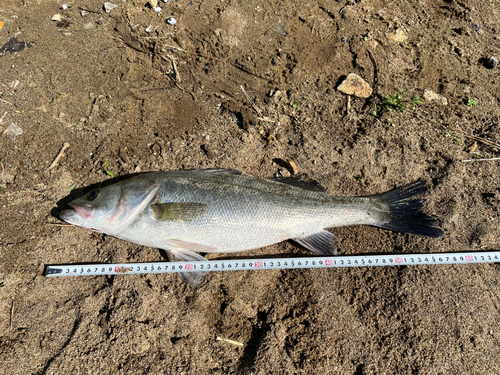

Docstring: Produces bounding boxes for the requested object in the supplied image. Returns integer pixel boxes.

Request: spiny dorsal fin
[270,176,327,192]
[151,202,209,222]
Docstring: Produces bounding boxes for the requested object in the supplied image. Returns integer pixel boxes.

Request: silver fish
[60,169,443,286]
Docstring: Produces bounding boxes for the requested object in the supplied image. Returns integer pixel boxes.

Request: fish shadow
[50,173,147,220]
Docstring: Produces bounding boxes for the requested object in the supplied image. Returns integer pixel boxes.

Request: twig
[240,85,276,123]
[159,55,195,99]
[108,35,149,54]
[0,98,13,105]
[448,127,500,150]
[240,85,262,117]
[0,82,15,95]
[10,301,14,330]
[0,111,7,123]
[48,142,70,170]
[461,157,500,162]
[78,6,102,14]
[161,55,181,83]
[216,337,243,347]
[48,223,73,227]
[419,110,500,151]
[194,49,225,64]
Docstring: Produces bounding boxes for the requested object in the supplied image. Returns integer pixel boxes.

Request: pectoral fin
[293,230,338,255]
[151,202,208,222]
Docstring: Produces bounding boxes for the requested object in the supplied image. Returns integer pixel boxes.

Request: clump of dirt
[1,0,500,373]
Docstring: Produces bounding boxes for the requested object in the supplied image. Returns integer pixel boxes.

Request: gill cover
[103,177,159,235]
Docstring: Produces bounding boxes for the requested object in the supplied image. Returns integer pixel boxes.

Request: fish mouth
[68,202,95,219]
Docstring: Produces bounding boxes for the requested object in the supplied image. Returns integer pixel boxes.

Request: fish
[60,169,443,286]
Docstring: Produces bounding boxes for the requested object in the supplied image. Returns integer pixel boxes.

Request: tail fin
[373,181,444,238]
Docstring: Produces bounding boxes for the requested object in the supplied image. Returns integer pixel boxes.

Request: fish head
[60,176,159,235]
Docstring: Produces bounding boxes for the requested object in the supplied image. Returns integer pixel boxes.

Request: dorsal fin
[189,168,242,175]
[270,176,327,192]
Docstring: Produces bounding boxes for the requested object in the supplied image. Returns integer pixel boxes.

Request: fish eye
[87,189,100,201]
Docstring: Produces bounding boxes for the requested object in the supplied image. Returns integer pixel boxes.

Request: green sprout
[290,102,299,109]
[374,90,422,118]
[0,187,5,194]
[57,93,63,99]
[411,96,423,106]
[68,183,77,191]
[467,98,477,107]
[103,161,115,178]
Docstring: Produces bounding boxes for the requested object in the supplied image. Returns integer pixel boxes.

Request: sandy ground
[1,0,500,373]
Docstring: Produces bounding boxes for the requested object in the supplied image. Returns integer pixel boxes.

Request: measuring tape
[45,251,500,277]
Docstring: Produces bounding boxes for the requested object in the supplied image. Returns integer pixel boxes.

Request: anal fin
[293,230,338,255]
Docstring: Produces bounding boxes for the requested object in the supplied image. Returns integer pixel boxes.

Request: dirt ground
[1,0,500,373]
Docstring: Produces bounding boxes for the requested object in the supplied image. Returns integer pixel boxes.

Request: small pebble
[423,89,448,105]
[81,9,90,18]
[61,4,69,10]
[272,24,287,35]
[145,25,156,33]
[385,29,407,43]
[489,56,498,68]
[155,6,162,12]
[3,123,23,139]
[472,23,480,31]
[51,14,62,21]
[341,37,348,43]
[167,17,177,25]
[337,73,373,98]
[104,2,117,13]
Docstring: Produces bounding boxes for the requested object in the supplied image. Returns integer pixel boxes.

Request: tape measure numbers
[45,251,500,277]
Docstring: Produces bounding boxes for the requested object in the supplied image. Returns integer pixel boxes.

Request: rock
[166,17,177,25]
[274,158,299,175]
[489,56,498,68]
[103,2,117,13]
[272,24,287,35]
[51,14,62,21]
[83,22,95,30]
[337,73,372,98]
[3,123,22,139]
[385,29,407,43]
[423,89,448,105]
